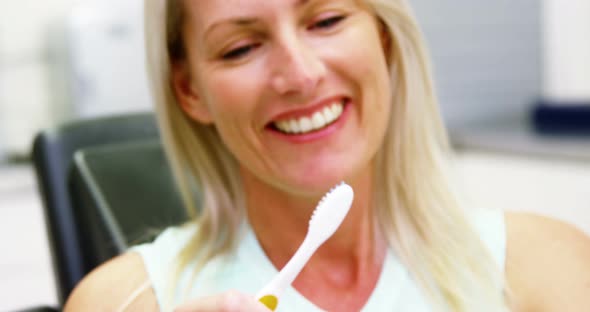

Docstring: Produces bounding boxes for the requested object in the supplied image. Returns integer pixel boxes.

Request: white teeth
[299,117,313,133]
[332,103,343,116]
[277,121,288,131]
[289,119,300,133]
[311,112,325,129]
[273,100,345,134]
[322,106,335,122]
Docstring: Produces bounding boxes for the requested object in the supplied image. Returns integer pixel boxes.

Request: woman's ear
[171,61,214,124]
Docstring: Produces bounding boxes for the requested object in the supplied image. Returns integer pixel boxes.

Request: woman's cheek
[207,70,255,118]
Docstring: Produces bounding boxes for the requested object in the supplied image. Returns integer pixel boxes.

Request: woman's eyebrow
[203,0,315,40]
[203,17,258,40]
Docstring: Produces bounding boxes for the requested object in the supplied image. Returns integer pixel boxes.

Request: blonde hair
[144,0,509,310]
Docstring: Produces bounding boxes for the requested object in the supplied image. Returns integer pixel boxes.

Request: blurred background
[1,0,589,310]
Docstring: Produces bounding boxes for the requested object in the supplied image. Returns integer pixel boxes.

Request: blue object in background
[532,102,590,135]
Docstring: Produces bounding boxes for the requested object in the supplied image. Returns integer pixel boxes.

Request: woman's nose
[269,36,327,98]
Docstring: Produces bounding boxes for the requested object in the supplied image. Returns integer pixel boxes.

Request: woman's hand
[174,290,271,312]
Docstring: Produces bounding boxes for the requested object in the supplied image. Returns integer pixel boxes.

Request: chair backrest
[31,113,160,305]
[69,139,188,269]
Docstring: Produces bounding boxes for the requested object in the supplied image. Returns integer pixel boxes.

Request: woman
[65,0,590,311]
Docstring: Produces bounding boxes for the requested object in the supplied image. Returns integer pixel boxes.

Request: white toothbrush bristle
[308,182,354,243]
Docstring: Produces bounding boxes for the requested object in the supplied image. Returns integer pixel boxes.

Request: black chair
[69,139,188,269]
[31,113,161,307]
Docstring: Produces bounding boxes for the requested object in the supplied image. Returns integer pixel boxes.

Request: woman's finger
[173,290,270,312]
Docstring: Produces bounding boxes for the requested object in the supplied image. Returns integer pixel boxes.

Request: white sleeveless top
[129,209,505,311]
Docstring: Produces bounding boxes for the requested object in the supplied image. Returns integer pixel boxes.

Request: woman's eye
[309,15,346,30]
[222,43,260,60]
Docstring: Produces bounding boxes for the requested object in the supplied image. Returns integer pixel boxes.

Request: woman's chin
[277,155,371,191]
[242,154,371,199]
[277,168,359,198]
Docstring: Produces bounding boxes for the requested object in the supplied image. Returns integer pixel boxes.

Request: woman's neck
[241,167,387,300]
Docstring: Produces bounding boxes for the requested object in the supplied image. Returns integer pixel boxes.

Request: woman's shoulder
[505,211,590,311]
[64,252,158,311]
[64,223,198,312]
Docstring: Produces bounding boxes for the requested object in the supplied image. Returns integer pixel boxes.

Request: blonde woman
[65,0,590,311]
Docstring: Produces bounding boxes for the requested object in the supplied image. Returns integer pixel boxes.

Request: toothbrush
[256,182,354,311]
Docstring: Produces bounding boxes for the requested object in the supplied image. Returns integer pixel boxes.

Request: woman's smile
[266,96,351,143]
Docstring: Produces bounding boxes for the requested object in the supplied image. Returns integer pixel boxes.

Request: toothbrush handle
[256,236,319,299]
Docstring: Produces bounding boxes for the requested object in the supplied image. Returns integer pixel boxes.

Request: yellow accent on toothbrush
[256,182,354,311]
[259,294,278,311]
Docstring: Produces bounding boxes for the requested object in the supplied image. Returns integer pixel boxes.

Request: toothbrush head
[308,182,354,244]
[255,182,354,311]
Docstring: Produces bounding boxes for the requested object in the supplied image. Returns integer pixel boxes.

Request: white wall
[411,1,542,126]
[543,0,590,103]
[0,0,86,155]
[0,0,152,157]
[64,0,151,119]
[456,151,590,236]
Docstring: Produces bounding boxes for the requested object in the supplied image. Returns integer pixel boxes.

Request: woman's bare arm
[64,252,159,312]
[506,211,590,312]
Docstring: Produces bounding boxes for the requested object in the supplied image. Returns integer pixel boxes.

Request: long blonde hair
[144,0,509,310]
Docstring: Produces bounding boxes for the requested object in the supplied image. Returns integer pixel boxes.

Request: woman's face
[174,0,392,196]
